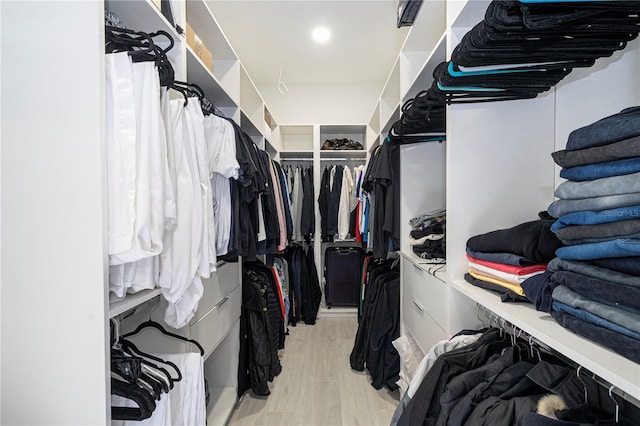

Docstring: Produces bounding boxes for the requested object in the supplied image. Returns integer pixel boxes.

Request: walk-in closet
[2,0,640,425]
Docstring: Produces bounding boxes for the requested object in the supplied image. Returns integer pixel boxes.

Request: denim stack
[409,209,446,263]
[537,107,640,363]
[464,213,561,302]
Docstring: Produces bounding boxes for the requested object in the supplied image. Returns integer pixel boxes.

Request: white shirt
[338,166,354,240]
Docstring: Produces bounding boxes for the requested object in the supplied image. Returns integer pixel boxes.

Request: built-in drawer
[403,258,449,331]
[192,261,240,324]
[190,284,241,360]
[402,288,448,355]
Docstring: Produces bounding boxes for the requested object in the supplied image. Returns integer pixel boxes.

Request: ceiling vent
[397,0,424,28]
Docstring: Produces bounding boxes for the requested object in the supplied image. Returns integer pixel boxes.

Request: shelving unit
[1,0,279,422]
[366,0,640,409]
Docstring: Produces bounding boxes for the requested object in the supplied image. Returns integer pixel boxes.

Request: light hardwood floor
[227,317,400,426]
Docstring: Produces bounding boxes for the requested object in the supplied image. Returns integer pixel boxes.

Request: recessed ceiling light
[312,26,331,44]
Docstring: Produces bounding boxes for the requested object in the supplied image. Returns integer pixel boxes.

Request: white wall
[258,83,381,124]
[1,2,109,424]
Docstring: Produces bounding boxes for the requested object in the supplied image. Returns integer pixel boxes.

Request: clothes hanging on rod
[110,318,207,425]
[105,22,296,329]
[282,165,314,243]
[349,258,401,390]
[393,321,640,426]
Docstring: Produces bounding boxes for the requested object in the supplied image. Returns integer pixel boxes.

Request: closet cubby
[368,0,640,405]
[319,124,367,150]
[280,124,314,152]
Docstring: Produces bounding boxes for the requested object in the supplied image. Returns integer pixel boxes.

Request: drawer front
[192,261,241,324]
[402,291,448,355]
[403,258,449,331]
[190,285,241,359]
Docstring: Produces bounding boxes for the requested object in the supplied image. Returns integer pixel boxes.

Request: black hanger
[111,377,156,421]
[122,320,205,356]
[120,338,182,384]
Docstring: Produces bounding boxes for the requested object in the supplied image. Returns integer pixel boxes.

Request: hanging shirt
[109,59,167,266]
[338,166,354,240]
[204,115,239,257]
[187,98,217,279]
[159,98,204,329]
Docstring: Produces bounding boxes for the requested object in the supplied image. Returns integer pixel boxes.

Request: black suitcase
[324,247,363,308]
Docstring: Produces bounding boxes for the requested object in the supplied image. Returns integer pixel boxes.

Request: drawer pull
[215,297,229,308]
[412,298,425,312]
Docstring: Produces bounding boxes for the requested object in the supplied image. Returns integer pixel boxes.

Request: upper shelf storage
[399,0,446,101]
[105,0,180,39]
[320,125,367,149]
[447,0,491,29]
[280,125,314,152]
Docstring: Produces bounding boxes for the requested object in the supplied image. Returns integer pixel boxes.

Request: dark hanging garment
[318,167,331,241]
[301,245,322,325]
[367,276,401,391]
[300,167,315,244]
[255,150,280,255]
[238,268,273,397]
[244,263,283,379]
[286,245,304,326]
[350,260,397,372]
[327,165,344,240]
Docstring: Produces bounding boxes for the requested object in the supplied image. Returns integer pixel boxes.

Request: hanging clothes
[338,165,355,240]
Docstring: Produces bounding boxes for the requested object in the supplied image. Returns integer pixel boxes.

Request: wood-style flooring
[228,317,400,426]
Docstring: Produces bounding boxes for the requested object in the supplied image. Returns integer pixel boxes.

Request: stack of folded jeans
[409,209,446,263]
[538,107,640,363]
[429,0,640,104]
[464,212,561,302]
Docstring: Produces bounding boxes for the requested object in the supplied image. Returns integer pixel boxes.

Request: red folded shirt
[465,253,547,275]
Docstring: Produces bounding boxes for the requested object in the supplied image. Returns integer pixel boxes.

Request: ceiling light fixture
[312,26,331,44]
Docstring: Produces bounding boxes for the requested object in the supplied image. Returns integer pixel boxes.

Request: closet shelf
[109,288,162,319]
[402,252,447,282]
[320,150,367,158]
[450,279,640,401]
[401,31,447,102]
[185,47,237,108]
[105,0,180,39]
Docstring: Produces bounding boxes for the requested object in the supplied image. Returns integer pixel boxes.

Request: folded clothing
[410,233,445,246]
[466,253,547,275]
[466,213,562,264]
[466,248,539,266]
[468,270,526,297]
[464,273,529,303]
[468,262,544,284]
[551,310,640,364]
[410,221,445,239]
[551,135,640,168]
[521,271,556,313]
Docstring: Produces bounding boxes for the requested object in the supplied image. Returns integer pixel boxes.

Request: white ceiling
[207,0,410,89]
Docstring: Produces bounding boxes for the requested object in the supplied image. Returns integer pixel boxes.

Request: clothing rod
[320,157,366,161]
[280,157,313,161]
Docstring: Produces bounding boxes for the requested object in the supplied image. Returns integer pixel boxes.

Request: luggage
[324,246,364,308]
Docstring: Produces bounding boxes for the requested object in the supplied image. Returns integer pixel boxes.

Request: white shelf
[450,279,640,401]
[187,0,237,61]
[185,47,236,107]
[319,150,367,158]
[206,386,237,426]
[105,0,180,38]
[402,251,447,282]
[401,32,447,102]
[449,0,491,29]
[109,288,162,319]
